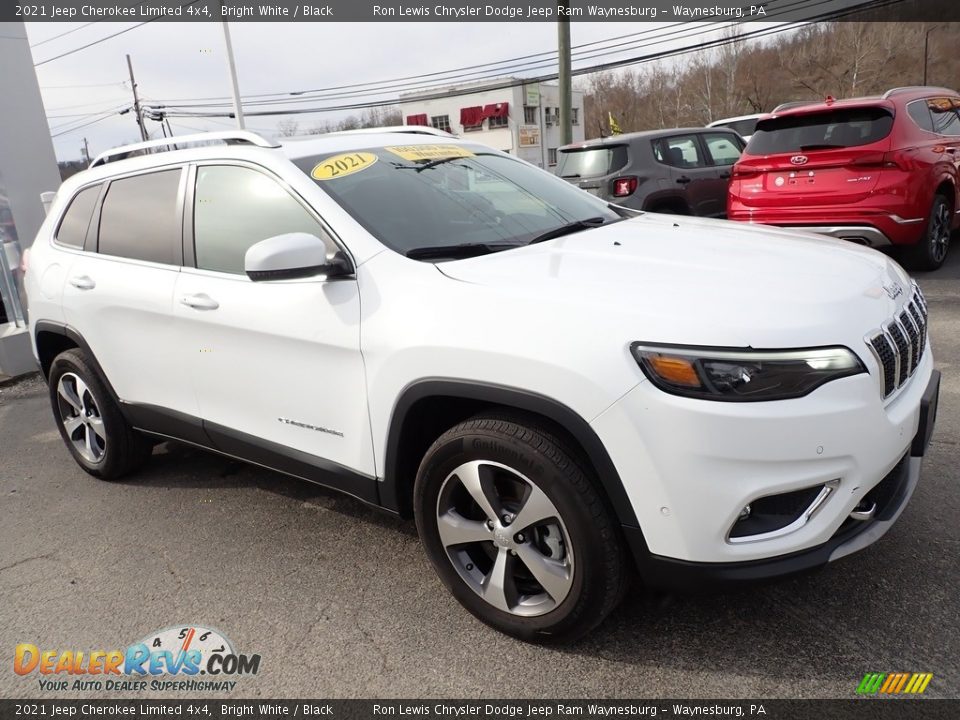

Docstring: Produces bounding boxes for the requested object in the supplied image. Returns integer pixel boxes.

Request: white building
[398,79,585,170]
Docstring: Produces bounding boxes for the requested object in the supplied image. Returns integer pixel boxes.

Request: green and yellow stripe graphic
[856,672,933,694]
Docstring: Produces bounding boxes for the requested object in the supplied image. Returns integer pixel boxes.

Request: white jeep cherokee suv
[26,130,940,642]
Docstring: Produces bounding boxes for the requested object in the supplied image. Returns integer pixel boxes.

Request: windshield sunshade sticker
[311,152,378,180]
[385,145,475,162]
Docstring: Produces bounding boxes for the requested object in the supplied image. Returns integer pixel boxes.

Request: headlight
[630,343,866,401]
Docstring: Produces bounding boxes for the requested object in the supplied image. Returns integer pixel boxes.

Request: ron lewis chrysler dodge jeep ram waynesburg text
[25,129,940,642]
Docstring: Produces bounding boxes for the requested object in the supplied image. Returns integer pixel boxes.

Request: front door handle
[676,176,692,185]
[719,171,732,179]
[180,293,219,311]
[69,275,95,290]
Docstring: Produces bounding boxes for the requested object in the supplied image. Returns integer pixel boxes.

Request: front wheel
[905,193,952,271]
[414,415,629,643]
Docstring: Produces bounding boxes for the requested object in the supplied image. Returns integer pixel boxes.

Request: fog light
[738,504,752,520]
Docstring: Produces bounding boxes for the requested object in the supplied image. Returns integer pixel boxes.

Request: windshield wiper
[799,144,843,151]
[527,217,610,245]
[406,242,520,260]
[560,173,581,179]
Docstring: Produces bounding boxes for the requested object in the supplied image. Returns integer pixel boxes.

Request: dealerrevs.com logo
[14,625,261,693]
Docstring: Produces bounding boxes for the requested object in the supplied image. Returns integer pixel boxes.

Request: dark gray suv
[556,127,744,217]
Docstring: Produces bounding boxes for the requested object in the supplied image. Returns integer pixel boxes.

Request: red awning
[482,102,509,119]
[459,106,484,127]
[405,114,428,126]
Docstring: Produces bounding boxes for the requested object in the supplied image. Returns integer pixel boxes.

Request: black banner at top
[6,0,960,23]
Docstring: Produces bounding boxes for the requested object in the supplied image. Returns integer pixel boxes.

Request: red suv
[728,87,960,270]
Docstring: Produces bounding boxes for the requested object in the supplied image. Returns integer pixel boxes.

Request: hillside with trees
[581,22,960,138]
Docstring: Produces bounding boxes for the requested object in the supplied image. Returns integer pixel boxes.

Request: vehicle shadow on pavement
[127,439,416,536]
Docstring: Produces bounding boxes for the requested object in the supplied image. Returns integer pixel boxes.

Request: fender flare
[33,321,123,406]
[380,378,641,527]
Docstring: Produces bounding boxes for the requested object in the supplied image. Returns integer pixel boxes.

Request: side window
[655,135,705,168]
[928,98,960,136]
[702,133,743,166]
[56,184,101,248]
[98,170,182,265]
[907,100,934,132]
[193,165,328,275]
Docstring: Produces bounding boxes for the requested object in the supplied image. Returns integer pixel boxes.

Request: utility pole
[126,54,148,141]
[220,2,246,129]
[923,25,942,85]
[81,137,90,164]
[557,0,573,147]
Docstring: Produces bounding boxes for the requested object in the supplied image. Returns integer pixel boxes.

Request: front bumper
[592,348,938,576]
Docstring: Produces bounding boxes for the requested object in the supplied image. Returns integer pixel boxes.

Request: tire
[48,348,152,480]
[414,414,629,643]
[905,193,952,271]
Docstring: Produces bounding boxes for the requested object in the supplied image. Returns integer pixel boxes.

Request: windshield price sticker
[311,152,378,180]
[386,145,476,162]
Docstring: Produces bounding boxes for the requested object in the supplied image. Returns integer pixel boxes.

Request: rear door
[652,133,720,216]
[737,106,895,208]
[61,166,195,418]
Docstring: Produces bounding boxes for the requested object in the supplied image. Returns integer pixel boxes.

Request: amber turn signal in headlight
[631,343,866,402]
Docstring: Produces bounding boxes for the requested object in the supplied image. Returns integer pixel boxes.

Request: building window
[488,114,508,129]
[430,115,452,133]
[523,106,538,124]
[548,148,558,166]
[571,108,579,125]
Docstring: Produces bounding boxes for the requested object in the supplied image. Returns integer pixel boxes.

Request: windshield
[556,145,628,178]
[295,144,620,257]
[747,107,894,155]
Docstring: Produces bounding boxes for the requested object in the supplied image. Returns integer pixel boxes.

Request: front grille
[865,283,928,399]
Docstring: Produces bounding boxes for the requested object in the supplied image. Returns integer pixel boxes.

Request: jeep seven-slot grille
[866,284,929,399]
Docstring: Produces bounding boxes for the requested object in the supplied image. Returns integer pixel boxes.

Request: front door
[173,163,375,494]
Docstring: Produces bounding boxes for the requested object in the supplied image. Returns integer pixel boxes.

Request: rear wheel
[48,349,152,480]
[414,415,629,643]
[905,193,952,271]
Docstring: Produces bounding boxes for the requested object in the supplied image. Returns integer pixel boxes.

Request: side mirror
[244,232,352,282]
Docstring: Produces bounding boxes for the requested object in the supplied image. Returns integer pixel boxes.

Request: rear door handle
[68,275,95,290]
[676,176,692,185]
[180,293,219,311]
[719,171,731,179]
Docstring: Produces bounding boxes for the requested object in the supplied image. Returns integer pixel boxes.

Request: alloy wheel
[930,201,951,264]
[56,372,106,463]
[436,460,574,617]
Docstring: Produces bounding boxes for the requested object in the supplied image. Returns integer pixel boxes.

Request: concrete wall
[0,21,61,377]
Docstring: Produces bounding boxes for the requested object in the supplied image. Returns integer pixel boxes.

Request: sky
[24,20,738,162]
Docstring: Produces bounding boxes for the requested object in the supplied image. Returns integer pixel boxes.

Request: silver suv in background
[556,127,744,217]
[707,113,767,141]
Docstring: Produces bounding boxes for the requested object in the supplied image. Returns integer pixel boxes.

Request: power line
[33,1,200,67]
[30,22,98,48]
[51,110,125,138]
[149,0,805,112]
[160,0,904,121]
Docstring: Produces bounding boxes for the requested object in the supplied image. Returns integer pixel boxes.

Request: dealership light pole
[557,0,573,146]
[220,2,246,129]
[922,25,943,86]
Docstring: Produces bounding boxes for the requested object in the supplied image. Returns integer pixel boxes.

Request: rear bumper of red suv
[726,205,926,247]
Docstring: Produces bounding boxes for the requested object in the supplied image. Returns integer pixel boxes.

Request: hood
[435,214,912,348]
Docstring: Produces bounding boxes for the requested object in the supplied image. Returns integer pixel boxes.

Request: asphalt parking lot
[1,252,958,701]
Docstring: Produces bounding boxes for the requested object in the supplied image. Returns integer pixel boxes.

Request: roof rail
[771,100,821,113]
[89,130,280,168]
[883,86,956,99]
[328,126,458,138]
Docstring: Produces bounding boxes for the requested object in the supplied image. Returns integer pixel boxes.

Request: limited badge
[385,145,475,162]
[311,152,378,180]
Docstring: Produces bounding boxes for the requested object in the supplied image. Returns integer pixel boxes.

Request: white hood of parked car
[434,213,913,349]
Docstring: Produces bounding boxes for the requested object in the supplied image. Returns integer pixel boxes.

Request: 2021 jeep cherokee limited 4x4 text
[26,130,940,642]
